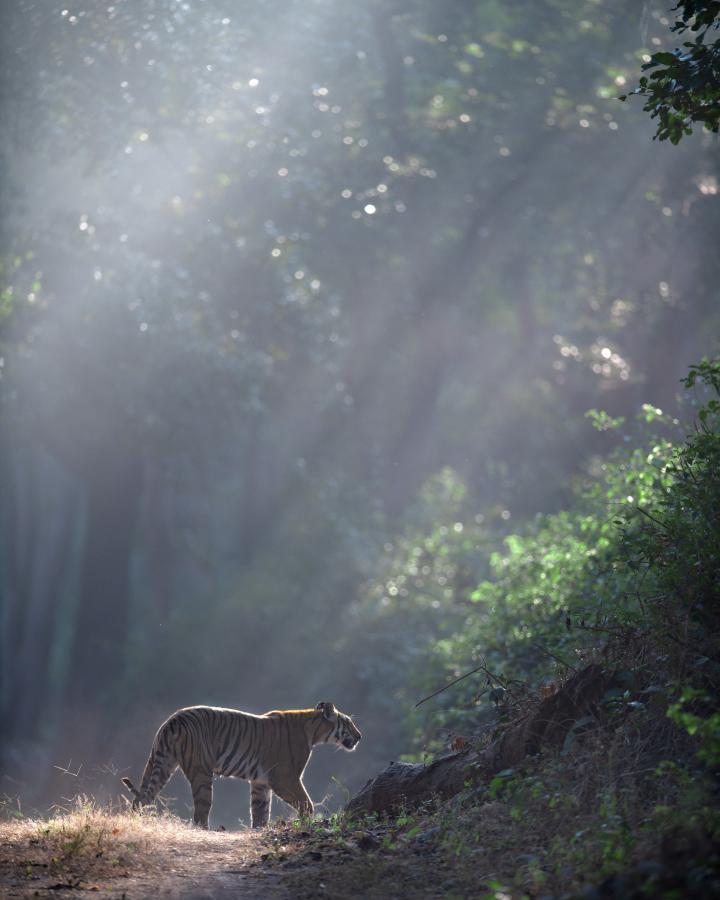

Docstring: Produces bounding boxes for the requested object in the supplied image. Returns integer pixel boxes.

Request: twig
[53,761,82,778]
[532,642,578,672]
[576,622,637,637]
[415,664,488,708]
[415,661,511,708]
[635,505,672,532]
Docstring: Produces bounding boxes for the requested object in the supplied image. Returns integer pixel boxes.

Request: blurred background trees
[0,0,717,823]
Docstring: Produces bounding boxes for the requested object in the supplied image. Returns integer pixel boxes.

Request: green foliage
[488,768,515,800]
[358,361,720,752]
[668,688,720,767]
[422,710,720,896]
[585,409,626,432]
[624,1,720,142]
[616,358,720,652]
[335,359,720,893]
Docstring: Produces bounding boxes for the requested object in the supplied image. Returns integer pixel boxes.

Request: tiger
[121,701,361,828]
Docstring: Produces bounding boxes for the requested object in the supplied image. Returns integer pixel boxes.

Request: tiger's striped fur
[121,701,361,828]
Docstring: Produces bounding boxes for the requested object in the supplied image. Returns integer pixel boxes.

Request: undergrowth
[269,359,720,898]
[430,709,719,898]
[258,689,719,898]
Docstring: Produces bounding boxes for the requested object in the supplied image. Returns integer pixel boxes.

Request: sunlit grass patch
[0,796,177,889]
[0,794,255,893]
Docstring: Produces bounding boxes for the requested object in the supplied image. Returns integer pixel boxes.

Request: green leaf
[651,52,681,66]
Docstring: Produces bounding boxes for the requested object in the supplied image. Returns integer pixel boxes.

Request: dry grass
[0,798,264,896]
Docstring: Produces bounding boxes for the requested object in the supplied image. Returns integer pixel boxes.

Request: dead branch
[347,665,606,816]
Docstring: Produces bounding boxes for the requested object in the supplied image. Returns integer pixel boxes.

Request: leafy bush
[618,359,720,652]
[353,360,720,752]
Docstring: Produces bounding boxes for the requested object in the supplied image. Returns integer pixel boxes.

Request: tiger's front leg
[250,782,272,828]
[271,779,313,821]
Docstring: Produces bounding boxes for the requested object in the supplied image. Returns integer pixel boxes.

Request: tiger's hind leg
[250,782,272,828]
[187,769,213,828]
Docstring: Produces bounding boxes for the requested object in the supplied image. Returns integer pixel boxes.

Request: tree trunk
[0,445,80,753]
[65,455,142,721]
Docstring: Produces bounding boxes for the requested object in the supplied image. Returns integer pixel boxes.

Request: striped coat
[122,701,361,827]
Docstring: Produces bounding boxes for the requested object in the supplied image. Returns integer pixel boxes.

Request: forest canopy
[626,0,720,142]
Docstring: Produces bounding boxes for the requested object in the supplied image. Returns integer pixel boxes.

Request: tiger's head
[316,701,362,751]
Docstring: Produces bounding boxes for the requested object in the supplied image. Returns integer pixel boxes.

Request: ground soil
[0,811,489,899]
[0,813,284,899]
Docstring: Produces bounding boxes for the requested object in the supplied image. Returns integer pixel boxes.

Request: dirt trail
[3,808,452,899]
[1,809,522,899]
[87,832,287,900]
[0,818,289,899]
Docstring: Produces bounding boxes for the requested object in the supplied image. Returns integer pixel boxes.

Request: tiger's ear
[316,701,336,720]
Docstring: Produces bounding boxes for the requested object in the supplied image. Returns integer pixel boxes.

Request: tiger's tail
[122,718,179,809]
[121,776,142,808]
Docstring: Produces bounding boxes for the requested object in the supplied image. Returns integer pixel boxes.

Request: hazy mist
[1,0,718,826]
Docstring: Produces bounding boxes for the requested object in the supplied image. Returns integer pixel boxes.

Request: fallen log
[346,664,606,816]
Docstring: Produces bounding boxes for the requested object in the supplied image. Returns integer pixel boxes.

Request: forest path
[85,830,287,899]
[1,809,479,898]
[0,820,289,899]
